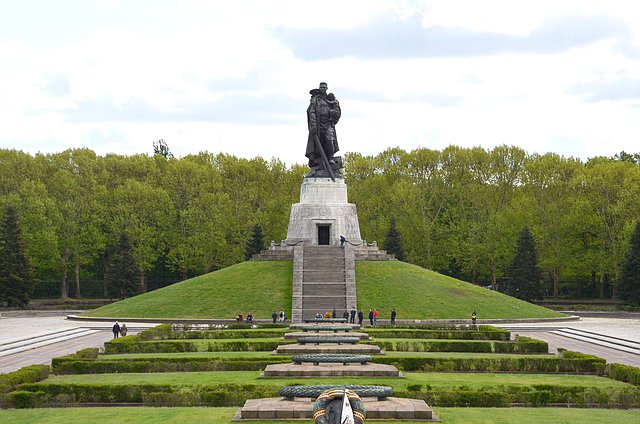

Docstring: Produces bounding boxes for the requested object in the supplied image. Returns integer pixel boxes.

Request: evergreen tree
[505,227,544,301]
[618,221,640,304]
[105,233,139,299]
[245,224,265,260]
[0,205,33,307]
[383,217,406,261]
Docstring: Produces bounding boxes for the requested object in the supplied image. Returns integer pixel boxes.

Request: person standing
[120,323,128,337]
[112,321,120,339]
[350,306,356,324]
[368,308,374,326]
[358,310,364,326]
[373,308,379,326]
[272,311,278,323]
[391,308,396,326]
[471,310,477,325]
[332,307,337,318]
[279,309,285,323]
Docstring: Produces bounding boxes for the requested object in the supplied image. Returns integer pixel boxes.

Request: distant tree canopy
[505,227,544,301]
[618,221,640,304]
[0,205,33,306]
[245,224,265,260]
[1,145,639,300]
[105,233,138,300]
[383,217,406,261]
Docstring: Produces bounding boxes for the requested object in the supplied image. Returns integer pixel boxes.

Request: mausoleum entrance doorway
[318,224,330,245]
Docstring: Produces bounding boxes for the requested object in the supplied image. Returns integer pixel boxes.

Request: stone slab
[261,363,401,378]
[274,343,382,355]
[284,331,369,340]
[290,323,360,330]
[236,397,438,421]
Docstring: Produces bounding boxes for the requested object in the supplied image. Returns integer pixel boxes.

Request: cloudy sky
[1,0,639,165]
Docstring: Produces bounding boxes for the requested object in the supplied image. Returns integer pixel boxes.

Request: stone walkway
[0,311,154,373]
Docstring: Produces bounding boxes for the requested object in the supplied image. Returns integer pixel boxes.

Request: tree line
[1,144,639,303]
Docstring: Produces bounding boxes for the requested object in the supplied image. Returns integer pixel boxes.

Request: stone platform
[274,343,381,355]
[261,363,401,378]
[235,396,438,421]
[284,331,369,340]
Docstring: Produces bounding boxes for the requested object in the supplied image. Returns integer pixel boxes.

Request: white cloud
[1,0,640,165]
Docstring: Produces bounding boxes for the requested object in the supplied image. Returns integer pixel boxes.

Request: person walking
[350,306,356,324]
[358,310,364,326]
[373,308,379,326]
[272,311,278,323]
[112,321,120,339]
[120,323,128,337]
[368,308,374,326]
[391,308,396,325]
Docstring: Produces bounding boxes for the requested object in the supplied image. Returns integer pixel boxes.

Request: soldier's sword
[313,133,336,182]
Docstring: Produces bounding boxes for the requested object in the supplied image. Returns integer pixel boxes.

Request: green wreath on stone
[312,387,366,424]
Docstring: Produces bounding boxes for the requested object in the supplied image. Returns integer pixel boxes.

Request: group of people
[272,309,286,323]
[112,321,127,338]
[316,306,398,326]
[236,312,254,322]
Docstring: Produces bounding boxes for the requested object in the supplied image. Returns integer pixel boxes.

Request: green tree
[0,205,33,306]
[153,139,173,159]
[105,233,139,299]
[505,227,544,301]
[245,224,265,260]
[383,217,406,261]
[618,221,640,303]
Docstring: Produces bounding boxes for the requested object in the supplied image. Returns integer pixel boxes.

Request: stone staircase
[292,245,356,322]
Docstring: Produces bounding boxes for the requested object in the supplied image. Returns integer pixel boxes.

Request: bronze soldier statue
[306,82,342,179]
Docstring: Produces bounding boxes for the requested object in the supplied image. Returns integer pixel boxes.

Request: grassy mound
[84,261,293,319]
[83,260,563,319]
[356,261,563,319]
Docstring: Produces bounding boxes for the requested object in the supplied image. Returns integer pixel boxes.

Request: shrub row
[16,382,279,407]
[373,350,606,373]
[397,384,640,407]
[11,381,639,408]
[52,357,290,374]
[606,363,640,386]
[104,337,290,354]
[0,365,50,393]
[367,336,548,353]
[366,328,510,341]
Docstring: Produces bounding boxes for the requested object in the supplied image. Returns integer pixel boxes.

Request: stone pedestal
[285,177,362,246]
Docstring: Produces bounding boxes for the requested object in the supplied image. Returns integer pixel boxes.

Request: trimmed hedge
[0,365,50,393]
[4,390,45,408]
[104,337,290,354]
[17,382,279,406]
[52,357,290,374]
[373,350,606,373]
[366,328,510,341]
[397,384,640,407]
[15,381,640,408]
[367,336,548,353]
[606,363,640,386]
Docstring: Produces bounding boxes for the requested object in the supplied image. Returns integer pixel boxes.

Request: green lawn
[82,259,563,320]
[83,260,293,319]
[1,407,639,424]
[356,261,563,319]
[43,371,627,391]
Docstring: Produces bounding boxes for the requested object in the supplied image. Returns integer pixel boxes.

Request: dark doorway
[318,225,330,245]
